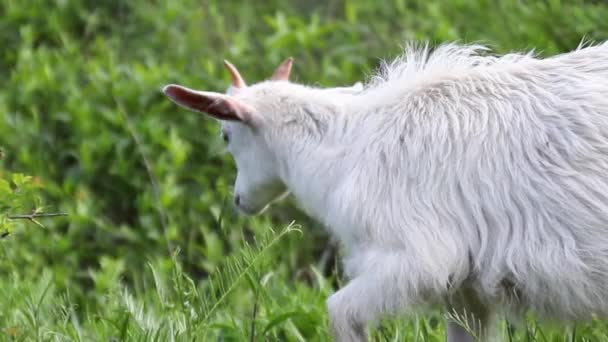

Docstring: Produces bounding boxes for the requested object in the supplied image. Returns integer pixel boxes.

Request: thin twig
[8,212,68,219]
[5,212,68,230]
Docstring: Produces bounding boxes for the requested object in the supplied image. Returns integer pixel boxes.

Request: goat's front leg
[327,249,453,342]
[327,276,374,342]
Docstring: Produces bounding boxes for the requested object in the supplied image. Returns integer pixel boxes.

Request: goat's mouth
[235,190,290,216]
[236,201,269,216]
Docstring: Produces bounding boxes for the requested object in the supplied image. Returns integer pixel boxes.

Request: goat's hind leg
[446,286,496,342]
[447,321,477,342]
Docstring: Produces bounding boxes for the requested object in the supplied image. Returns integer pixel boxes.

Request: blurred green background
[1,0,608,340]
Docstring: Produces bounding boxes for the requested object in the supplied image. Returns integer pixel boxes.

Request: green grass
[1,0,608,340]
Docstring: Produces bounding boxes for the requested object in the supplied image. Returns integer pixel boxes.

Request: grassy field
[1,0,608,340]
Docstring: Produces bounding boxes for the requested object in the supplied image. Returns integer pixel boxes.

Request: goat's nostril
[234,195,241,206]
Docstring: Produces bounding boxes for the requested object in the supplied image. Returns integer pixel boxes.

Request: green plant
[0,170,66,238]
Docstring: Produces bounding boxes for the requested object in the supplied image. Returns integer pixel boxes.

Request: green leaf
[0,178,12,196]
[12,173,33,187]
[262,311,303,336]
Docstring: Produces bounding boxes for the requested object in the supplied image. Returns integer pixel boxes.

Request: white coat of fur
[165,41,608,341]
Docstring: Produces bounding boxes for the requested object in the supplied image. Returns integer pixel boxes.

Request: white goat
[163,42,608,342]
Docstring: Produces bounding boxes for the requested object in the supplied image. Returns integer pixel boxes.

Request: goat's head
[162,58,362,215]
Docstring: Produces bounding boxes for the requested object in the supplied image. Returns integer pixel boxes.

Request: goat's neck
[277,105,365,243]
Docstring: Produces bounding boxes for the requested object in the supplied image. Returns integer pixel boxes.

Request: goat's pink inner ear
[162,84,252,122]
[271,57,293,81]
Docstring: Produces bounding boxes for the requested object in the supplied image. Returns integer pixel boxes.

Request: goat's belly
[473,200,608,321]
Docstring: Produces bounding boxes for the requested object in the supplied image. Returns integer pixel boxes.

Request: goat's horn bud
[271,57,293,81]
[223,60,247,88]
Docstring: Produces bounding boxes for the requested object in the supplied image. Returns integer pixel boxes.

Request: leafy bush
[1,0,608,340]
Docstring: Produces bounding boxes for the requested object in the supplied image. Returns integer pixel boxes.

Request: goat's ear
[162,84,254,123]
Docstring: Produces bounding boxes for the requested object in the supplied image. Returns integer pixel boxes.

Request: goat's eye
[221,131,230,143]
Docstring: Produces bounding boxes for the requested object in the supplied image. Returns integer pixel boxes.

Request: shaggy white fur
[163,41,608,342]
